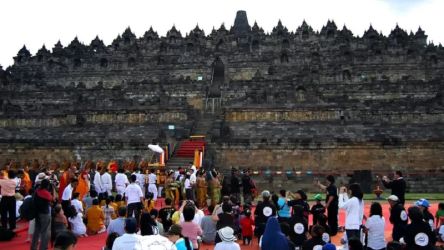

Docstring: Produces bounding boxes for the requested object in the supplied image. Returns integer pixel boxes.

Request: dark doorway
[212,57,225,84]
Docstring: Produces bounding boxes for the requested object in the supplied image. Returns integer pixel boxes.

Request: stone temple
[1,11,444,191]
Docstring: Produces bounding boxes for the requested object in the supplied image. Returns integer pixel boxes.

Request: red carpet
[3,202,439,249]
[175,140,206,157]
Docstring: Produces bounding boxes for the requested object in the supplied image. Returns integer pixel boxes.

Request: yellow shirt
[172,211,181,225]
[86,205,105,232]
[110,202,118,219]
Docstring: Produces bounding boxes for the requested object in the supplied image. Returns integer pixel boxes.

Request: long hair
[349,183,363,201]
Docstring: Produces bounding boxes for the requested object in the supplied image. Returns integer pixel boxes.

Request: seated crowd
[0,161,443,250]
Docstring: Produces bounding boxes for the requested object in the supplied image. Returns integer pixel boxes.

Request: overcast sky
[1,0,443,67]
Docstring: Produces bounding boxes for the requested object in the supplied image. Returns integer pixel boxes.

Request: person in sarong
[21,165,33,195]
[196,170,207,208]
[165,170,179,206]
[209,170,221,207]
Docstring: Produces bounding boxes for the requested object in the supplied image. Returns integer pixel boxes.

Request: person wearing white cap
[214,226,240,250]
[387,194,407,241]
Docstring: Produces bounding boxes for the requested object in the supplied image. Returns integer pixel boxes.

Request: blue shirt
[175,238,191,250]
[277,197,291,218]
[107,217,126,236]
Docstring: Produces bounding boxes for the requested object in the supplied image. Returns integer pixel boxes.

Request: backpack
[20,196,36,221]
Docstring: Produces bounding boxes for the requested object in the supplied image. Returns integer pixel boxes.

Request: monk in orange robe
[86,199,106,235]
[22,166,33,195]
[75,162,91,200]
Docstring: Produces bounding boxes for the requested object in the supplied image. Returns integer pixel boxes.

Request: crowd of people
[0,159,443,250]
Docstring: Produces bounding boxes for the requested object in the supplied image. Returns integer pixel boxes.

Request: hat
[124,218,137,234]
[217,227,236,242]
[415,198,430,208]
[323,243,337,250]
[167,224,182,236]
[313,194,323,201]
[37,172,48,180]
[261,190,271,198]
[387,195,399,202]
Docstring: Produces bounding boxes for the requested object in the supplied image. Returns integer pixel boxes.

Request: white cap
[387,195,399,201]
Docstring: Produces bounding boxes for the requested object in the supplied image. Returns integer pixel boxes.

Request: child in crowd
[166,224,193,250]
[239,208,254,245]
[86,199,106,235]
[68,205,87,237]
[150,209,165,235]
[102,197,115,227]
[310,194,326,225]
[144,192,156,213]
[71,192,83,214]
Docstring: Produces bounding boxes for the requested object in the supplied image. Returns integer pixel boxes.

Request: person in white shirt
[189,165,197,201]
[112,218,143,250]
[134,168,146,196]
[101,167,113,196]
[61,178,78,215]
[93,168,104,196]
[115,168,129,196]
[364,202,386,250]
[70,192,84,214]
[339,183,364,243]
[147,169,158,201]
[68,206,87,237]
[125,174,144,227]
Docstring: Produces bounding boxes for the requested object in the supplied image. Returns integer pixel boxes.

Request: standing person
[230,168,241,202]
[147,169,158,202]
[387,195,407,241]
[239,208,254,245]
[416,199,435,231]
[404,206,436,249]
[134,168,145,197]
[125,174,144,227]
[196,170,207,209]
[288,205,308,248]
[277,189,291,223]
[241,169,254,206]
[61,178,78,216]
[364,202,386,250]
[311,194,326,226]
[0,170,17,230]
[316,175,339,236]
[254,190,277,243]
[382,171,406,205]
[184,173,194,201]
[212,202,235,243]
[76,163,90,200]
[338,183,365,242]
[180,206,203,250]
[209,170,221,207]
[115,168,129,196]
[31,179,53,250]
[94,166,104,201]
[101,166,113,197]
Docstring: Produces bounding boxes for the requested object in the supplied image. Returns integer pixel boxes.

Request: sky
[1,0,443,67]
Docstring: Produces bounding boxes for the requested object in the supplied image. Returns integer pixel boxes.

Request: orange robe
[86,205,105,234]
[58,171,69,201]
[22,171,32,194]
[76,171,89,200]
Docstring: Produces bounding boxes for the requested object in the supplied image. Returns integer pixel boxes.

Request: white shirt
[16,200,23,217]
[365,215,386,249]
[184,179,191,189]
[135,173,145,188]
[62,184,74,201]
[148,173,157,184]
[439,225,444,241]
[115,173,129,187]
[69,212,87,236]
[214,241,241,250]
[71,199,84,213]
[101,172,113,192]
[179,209,205,225]
[112,233,143,250]
[93,172,103,193]
[125,183,143,204]
[338,193,364,230]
